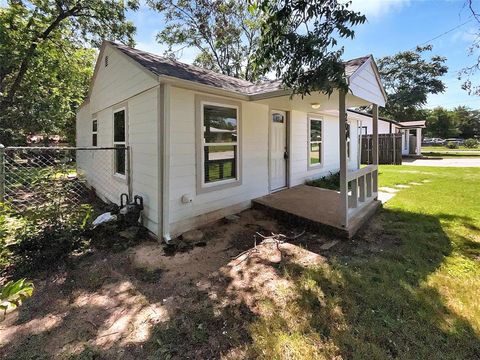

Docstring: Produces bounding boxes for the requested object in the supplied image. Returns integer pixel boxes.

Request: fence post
[0,144,4,202]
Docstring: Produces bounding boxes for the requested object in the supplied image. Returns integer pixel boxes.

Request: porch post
[339,90,348,228]
[372,104,379,196]
[416,128,422,156]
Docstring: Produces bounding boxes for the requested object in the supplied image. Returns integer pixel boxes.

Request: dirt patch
[0,208,392,359]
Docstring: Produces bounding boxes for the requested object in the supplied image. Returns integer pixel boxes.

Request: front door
[269,110,287,191]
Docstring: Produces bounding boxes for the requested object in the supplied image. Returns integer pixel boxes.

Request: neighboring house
[347,109,426,156]
[76,41,387,240]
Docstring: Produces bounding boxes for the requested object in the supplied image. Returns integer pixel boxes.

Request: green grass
[422,146,480,157]
[248,165,480,359]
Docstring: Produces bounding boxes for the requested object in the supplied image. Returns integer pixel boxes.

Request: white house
[76,41,387,240]
[347,109,426,156]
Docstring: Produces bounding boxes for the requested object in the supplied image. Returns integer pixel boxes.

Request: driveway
[402,157,480,167]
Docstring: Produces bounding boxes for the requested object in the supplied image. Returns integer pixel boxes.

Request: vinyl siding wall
[289,111,360,187]
[349,62,385,107]
[168,87,270,236]
[76,47,159,234]
[167,87,361,235]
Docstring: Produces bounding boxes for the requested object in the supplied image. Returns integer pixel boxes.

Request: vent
[105,55,109,67]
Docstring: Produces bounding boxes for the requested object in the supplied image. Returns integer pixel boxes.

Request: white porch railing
[347,164,378,214]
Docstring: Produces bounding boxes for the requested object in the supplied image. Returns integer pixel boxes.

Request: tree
[452,106,480,139]
[0,1,139,144]
[252,0,366,96]
[147,0,261,81]
[378,46,448,121]
[426,107,459,139]
[460,0,480,95]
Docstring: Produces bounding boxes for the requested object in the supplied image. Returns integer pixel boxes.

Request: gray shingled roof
[109,41,370,96]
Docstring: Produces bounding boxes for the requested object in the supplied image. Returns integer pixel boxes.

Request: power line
[414,17,474,49]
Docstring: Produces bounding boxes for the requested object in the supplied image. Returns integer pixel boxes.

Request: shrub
[446,141,458,149]
[0,279,34,318]
[464,138,478,148]
[306,172,340,191]
[3,203,93,276]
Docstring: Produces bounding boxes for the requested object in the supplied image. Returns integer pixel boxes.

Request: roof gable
[347,56,387,107]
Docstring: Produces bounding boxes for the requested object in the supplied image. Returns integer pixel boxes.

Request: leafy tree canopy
[251,0,366,96]
[148,0,366,95]
[147,0,261,82]
[0,0,139,145]
[425,106,480,139]
[378,45,448,121]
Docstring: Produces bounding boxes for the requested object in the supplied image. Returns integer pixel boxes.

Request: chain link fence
[0,146,131,214]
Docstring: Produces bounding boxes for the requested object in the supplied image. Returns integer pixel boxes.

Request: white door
[269,110,287,191]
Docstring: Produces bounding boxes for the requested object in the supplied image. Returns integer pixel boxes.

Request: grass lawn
[1,166,479,359]
[422,146,480,157]
[246,165,480,359]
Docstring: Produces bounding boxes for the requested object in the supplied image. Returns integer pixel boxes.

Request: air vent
[105,55,109,67]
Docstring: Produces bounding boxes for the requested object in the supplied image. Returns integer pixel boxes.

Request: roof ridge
[107,41,255,87]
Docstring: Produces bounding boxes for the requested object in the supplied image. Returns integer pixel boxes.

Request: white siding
[289,111,359,187]
[76,47,160,235]
[349,62,386,107]
[168,87,269,235]
[89,46,158,114]
[362,117,397,135]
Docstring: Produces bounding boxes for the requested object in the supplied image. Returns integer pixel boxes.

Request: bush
[2,202,93,276]
[306,172,340,191]
[464,138,478,148]
[446,141,458,149]
[0,279,34,318]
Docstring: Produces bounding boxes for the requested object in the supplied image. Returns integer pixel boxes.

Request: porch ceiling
[252,90,373,114]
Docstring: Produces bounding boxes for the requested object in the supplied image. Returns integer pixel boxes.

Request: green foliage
[378,46,448,121]
[306,172,341,191]
[446,141,459,149]
[425,106,480,139]
[0,279,34,316]
[464,138,479,148]
[148,0,261,82]
[252,0,366,96]
[2,201,93,276]
[0,0,140,145]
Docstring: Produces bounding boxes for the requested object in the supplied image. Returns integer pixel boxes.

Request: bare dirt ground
[0,209,379,359]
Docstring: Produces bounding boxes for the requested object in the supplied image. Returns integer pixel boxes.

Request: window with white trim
[92,120,98,146]
[113,109,126,176]
[346,122,351,159]
[202,103,238,184]
[309,118,322,166]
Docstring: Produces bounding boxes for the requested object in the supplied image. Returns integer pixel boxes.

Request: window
[113,109,126,176]
[346,122,351,158]
[92,120,98,146]
[309,117,322,166]
[361,126,367,135]
[202,103,238,184]
[272,112,285,123]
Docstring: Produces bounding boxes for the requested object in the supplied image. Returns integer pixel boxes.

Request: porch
[253,164,381,238]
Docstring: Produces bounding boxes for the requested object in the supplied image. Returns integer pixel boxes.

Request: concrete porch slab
[252,185,381,238]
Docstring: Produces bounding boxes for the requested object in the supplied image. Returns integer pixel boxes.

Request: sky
[125,0,480,110]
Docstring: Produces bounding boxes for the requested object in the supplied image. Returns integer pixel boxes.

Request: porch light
[311,103,321,109]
